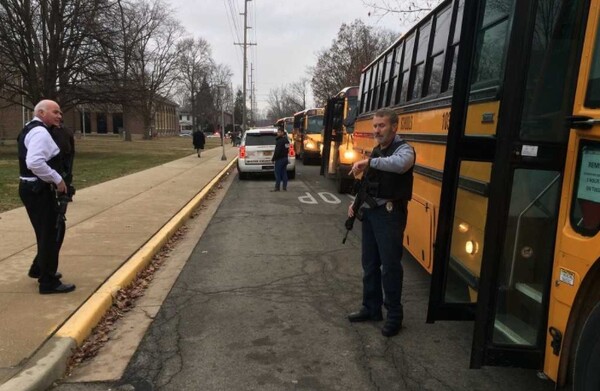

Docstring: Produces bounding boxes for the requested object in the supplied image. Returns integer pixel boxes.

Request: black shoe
[28,270,62,279]
[283,188,287,191]
[381,322,402,337]
[39,283,76,294]
[347,309,383,323]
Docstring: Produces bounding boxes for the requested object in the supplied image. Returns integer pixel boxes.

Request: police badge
[385,201,394,213]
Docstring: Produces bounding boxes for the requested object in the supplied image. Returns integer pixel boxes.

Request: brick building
[0,95,179,140]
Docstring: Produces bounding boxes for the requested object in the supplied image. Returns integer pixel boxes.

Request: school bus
[275,116,294,134]
[353,0,600,387]
[275,116,294,143]
[321,86,361,193]
[292,108,324,164]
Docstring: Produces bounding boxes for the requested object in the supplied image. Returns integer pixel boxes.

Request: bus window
[428,5,452,96]
[359,73,367,113]
[445,161,491,304]
[520,0,579,143]
[571,142,600,236]
[585,21,600,108]
[380,51,394,107]
[364,68,373,112]
[471,0,514,86]
[306,115,323,134]
[411,21,431,100]
[389,46,402,105]
[446,0,464,92]
[399,34,415,104]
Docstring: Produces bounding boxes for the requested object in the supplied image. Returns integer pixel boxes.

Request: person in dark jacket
[271,127,289,191]
[346,108,415,337]
[192,129,206,157]
[18,99,76,294]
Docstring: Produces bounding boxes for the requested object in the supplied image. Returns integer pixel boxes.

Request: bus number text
[400,115,413,131]
[442,111,451,131]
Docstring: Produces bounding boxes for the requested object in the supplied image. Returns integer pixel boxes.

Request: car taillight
[239,146,246,158]
[289,144,295,157]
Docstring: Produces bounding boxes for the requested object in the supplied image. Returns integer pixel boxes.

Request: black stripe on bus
[400,133,447,144]
[414,165,489,197]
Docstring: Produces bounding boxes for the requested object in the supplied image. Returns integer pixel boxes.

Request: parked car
[237,127,296,180]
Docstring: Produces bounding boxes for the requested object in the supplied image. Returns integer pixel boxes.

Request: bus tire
[573,301,600,391]
[238,171,248,180]
[288,169,296,179]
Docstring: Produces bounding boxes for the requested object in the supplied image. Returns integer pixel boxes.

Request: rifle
[342,175,366,244]
[342,154,379,244]
[54,185,75,242]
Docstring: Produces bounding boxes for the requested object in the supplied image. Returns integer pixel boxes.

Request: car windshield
[245,133,277,146]
[306,115,323,134]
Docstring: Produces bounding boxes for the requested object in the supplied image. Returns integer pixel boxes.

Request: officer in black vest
[17,99,76,294]
[346,108,415,337]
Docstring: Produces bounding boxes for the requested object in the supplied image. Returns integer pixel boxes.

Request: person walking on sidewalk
[193,129,205,157]
[271,127,290,192]
[346,108,415,337]
[17,99,76,294]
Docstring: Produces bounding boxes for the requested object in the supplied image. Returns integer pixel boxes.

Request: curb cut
[0,158,237,391]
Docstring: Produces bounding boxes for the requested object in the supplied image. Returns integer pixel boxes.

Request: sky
[167,0,417,114]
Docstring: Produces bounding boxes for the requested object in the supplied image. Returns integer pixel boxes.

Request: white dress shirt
[21,117,62,184]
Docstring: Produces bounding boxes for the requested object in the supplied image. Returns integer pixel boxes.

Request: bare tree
[266,82,306,121]
[125,0,184,139]
[289,78,310,109]
[361,0,441,23]
[176,37,213,131]
[311,19,395,105]
[0,0,113,108]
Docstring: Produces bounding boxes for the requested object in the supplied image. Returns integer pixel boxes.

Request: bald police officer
[18,99,76,294]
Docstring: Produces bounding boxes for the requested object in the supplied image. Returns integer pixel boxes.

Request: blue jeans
[360,201,407,324]
[274,159,288,190]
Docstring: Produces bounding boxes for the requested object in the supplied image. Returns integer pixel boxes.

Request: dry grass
[0,134,223,212]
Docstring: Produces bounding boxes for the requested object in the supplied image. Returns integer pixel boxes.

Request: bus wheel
[288,169,296,179]
[573,301,600,391]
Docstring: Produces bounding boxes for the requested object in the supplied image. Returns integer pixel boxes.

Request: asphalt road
[51,163,555,391]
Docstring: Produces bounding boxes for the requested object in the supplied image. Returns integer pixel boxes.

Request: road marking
[318,192,341,204]
[298,192,318,204]
[298,192,343,204]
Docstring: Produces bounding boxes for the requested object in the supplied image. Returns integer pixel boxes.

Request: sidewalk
[0,145,237,390]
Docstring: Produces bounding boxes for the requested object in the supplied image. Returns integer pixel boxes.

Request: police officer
[18,99,76,294]
[346,108,414,337]
[271,126,290,192]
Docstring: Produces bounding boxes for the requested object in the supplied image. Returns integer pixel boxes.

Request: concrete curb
[0,158,237,391]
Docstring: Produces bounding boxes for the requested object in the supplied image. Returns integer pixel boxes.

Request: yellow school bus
[275,116,294,143]
[293,108,324,164]
[321,86,361,193]
[352,0,600,387]
[275,116,294,134]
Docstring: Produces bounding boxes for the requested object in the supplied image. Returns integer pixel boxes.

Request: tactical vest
[17,120,64,179]
[365,139,414,201]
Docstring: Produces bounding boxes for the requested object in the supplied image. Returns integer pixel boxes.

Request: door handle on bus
[565,115,600,130]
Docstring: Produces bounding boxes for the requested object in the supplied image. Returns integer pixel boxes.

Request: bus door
[427,0,587,370]
[321,97,344,177]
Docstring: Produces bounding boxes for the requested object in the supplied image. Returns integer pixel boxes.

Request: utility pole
[249,63,254,126]
[234,0,256,135]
